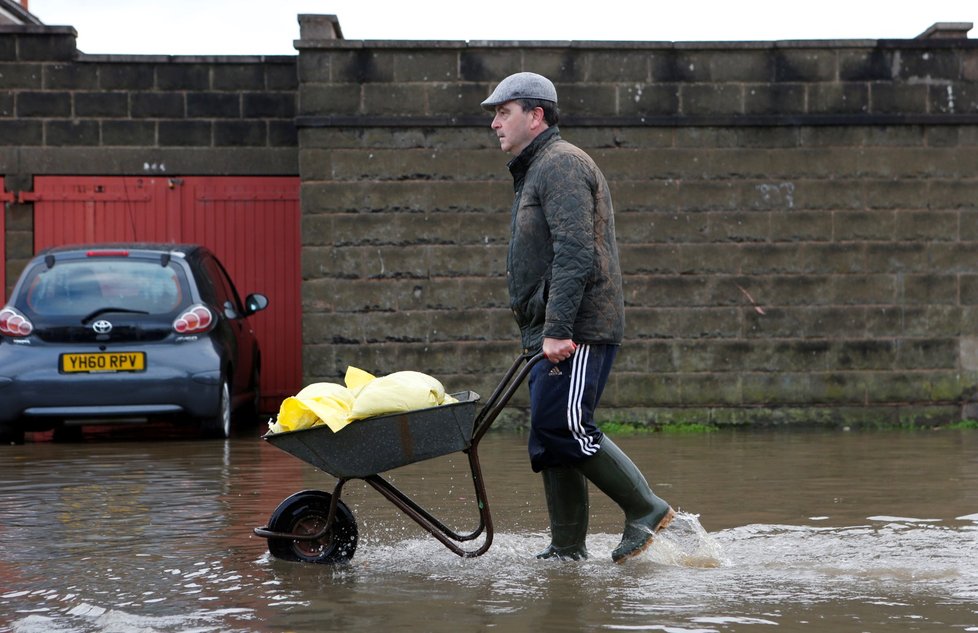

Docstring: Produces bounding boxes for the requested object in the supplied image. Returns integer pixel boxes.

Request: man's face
[490,101,540,155]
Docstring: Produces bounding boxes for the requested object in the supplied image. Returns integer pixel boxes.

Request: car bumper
[0,339,223,426]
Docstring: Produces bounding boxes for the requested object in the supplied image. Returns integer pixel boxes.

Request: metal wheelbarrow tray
[262,390,481,479]
[254,353,544,565]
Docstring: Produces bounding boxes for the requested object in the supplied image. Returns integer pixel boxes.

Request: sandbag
[267,367,457,435]
[348,370,457,421]
[267,382,355,434]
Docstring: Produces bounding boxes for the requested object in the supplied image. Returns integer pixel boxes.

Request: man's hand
[543,337,578,364]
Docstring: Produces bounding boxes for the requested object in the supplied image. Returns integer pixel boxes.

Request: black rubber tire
[52,425,83,443]
[200,379,232,439]
[0,422,25,445]
[241,364,261,426]
[266,489,358,564]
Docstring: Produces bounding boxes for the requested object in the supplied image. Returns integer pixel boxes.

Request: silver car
[0,243,268,443]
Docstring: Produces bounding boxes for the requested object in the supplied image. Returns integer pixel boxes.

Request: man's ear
[530,106,547,129]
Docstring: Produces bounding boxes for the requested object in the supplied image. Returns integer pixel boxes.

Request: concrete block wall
[296,24,978,428]
[3,18,978,428]
[0,25,299,287]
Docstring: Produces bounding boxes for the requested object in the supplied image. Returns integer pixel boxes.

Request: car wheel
[201,379,231,439]
[242,364,261,425]
[0,422,25,445]
[228,366,261,438]
[53,425,83,443]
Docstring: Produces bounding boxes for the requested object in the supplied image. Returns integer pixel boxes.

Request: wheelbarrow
[254,353,545,564]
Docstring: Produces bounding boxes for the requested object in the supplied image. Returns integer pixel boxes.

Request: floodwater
[1,425,976,633]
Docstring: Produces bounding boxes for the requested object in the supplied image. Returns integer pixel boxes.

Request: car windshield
[23,259,185,317]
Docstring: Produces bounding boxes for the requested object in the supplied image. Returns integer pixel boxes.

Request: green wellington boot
[536,465,590,561]
[574,437,675,563]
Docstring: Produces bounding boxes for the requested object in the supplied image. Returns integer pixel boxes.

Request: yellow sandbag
[297,381,357,432]
[344,365,375,393]
[267,382,355,434]
[348,370,457,421]
[267,368,459,435]
[267,397,318,434]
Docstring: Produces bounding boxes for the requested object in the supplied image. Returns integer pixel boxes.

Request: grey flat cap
[481,72,557,111]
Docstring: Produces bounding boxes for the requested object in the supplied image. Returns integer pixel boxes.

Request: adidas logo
[548,366,562,376]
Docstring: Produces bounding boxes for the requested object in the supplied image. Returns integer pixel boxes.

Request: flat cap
[481,72,557,111]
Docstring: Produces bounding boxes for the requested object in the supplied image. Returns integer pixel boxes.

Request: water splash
[646,511,726,568]
[342,510,724,577]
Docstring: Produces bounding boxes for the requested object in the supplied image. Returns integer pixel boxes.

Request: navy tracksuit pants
[527,343,618,473]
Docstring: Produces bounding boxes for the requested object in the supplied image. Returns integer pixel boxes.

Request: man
[482,72,675,563]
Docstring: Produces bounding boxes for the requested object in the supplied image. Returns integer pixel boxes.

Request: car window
[23,259,186,316]
[200,255,244,315]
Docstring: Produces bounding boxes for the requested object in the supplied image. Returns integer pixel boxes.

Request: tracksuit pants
[527,343,618,473]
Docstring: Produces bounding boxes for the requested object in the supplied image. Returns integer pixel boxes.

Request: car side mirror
[244,293,269,316]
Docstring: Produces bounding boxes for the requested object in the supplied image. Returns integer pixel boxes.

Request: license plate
[61,352,146,373]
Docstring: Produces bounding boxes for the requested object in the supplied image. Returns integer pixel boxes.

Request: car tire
[228,366,261,438]
[52,425,83,443]
[242,364,261,426]
[201,379,231,439]
[0,422,25,446]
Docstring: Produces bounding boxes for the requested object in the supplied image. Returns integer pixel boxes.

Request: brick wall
[3,19,978,428]
[0,25,298,285]
[296,22,978,428]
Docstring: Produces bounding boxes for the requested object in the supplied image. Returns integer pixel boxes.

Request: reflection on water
[0,428,976,632]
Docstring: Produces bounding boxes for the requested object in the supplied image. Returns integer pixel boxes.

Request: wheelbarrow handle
[471,352,546,443]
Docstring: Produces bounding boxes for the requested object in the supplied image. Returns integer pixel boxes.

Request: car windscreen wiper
[81,307,151,324]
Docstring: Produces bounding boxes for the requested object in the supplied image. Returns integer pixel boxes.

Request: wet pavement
[1,424,976,632]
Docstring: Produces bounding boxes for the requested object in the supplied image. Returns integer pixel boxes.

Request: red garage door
[28,176,301,412]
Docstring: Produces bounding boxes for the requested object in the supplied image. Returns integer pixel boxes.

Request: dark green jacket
[506,126,625,352]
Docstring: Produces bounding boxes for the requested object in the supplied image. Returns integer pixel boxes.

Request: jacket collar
[507,125,561,176]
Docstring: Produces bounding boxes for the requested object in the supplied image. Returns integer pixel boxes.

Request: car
[0,243,269,443]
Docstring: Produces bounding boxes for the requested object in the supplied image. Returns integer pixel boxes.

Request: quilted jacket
[505,126,625,353]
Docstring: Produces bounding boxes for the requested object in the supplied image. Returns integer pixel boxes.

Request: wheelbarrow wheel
[265,489,358,564]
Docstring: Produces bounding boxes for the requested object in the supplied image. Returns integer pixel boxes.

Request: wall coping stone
[294,38,978,51]
[0,25,75,36]
[75,54,297,63]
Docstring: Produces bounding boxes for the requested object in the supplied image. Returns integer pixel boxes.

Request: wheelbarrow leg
[362,445,494,557]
